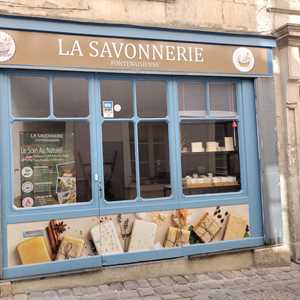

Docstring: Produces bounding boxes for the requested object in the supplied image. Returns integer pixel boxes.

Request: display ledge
[3,236,264,280]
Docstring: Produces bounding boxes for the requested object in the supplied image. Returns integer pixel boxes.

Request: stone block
[253,245,291,267]
[0,282,12,297]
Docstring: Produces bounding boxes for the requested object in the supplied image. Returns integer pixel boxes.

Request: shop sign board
[0,30,271,76]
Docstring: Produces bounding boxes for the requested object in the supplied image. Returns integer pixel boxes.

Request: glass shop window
[136,81,167,118]
[100,79,171,201]
[11,76,50,117]
[102,122,136,201]
[11,75,92,208]
[138,122,171,198]
[179,81,241,196]
[12,121,92,208]
[178,81,206,117]
[101,80,133,118]
[53,77,89,117]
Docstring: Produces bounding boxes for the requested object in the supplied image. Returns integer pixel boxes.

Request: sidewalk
[2,263,300,300]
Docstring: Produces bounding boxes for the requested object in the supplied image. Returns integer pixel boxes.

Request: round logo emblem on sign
[22,197,34,208]
[232,47,255,73]
[0,31,15,62]
[114,104,122,112]
[22,167,33,178]
[22,181,34,193]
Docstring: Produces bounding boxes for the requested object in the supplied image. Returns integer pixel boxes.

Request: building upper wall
[0,0,298,34]
[0,0,299,34]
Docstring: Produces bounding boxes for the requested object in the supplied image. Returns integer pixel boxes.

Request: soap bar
[128,219,157,252]
[194,212,222,243]
[164,226,190,248]
[90,220,123,255]
[56,235,84,260]
[17,237,51,265]
[223,215,247,241]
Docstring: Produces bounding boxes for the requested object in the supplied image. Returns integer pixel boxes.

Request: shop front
[0,17,276,279]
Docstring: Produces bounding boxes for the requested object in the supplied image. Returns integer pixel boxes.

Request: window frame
[5,70,100,223]
[3,72,256,233]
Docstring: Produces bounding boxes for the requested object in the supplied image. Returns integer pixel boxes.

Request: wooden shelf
[183,181,239,189]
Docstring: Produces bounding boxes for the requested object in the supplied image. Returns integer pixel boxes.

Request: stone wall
[0,0,297,34]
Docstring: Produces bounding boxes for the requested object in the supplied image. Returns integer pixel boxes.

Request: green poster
[20,132,76,207]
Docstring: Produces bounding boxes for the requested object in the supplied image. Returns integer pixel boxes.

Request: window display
[8,204,250,266]
[181,121,240,195]
[13,122,91,207]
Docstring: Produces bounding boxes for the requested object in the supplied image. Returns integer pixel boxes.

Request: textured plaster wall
[0,0,296,34]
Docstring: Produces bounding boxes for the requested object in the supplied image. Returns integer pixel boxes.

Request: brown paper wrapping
[223,215,247,240]
[164,226,190,248]
[194,212,221,243]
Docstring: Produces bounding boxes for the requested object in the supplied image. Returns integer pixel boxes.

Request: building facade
[0,0,298,281]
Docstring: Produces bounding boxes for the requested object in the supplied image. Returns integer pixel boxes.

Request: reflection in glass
[138,122,171,198]
[102,122,136,201]
[178,81,206,117]
[53,77,89,117]
[180,121,240,195]
[12,121,91,208]
[11,76,49,117]
[101,80,133,118]
[209,83,236,115]
[136,81,167,118]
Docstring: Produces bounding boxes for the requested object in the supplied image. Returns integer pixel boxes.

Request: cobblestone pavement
[3,263,300,300]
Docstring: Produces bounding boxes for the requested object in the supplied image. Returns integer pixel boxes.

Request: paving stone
[275,272,294,280]
[189,282,207,291]
[220,271,237,279]
[81,295,102,300]
[124,280,139,290]
[13,295,27,300]
[137,279,151,288]
[143,297,162,300]
[173,284,190,293]
[98,291,119,300]
[172,275,188,285]
[161,295,181,300]
[109,282,124,291]
[119,290,139,299]
[28,292,43,300]
[42,290,59,300]
[148,278,162,288]
[159,276,174,285]
[137,287,154,297]
[196,273,210,281]
[240,268,257,277]
[57,289,73,297]
[72,287,84,296]
[99,284,110,293]
[183,275,198,283]
[178,290,198,298]
[206,272,224,281]
[84,286,99,294]
[154,286,173,295]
